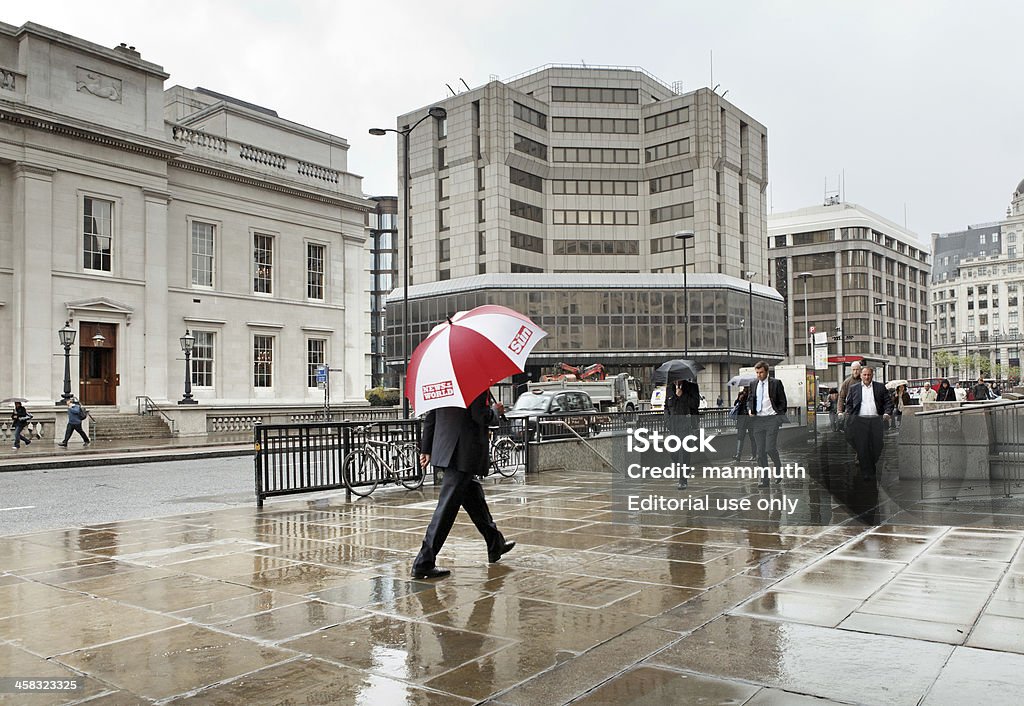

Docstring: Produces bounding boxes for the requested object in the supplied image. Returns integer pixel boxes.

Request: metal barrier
[253,419,419,506]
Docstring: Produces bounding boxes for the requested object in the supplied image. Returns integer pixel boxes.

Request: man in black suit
[843,366,893,480]
[411,391,516,580]
[747,360,787,488]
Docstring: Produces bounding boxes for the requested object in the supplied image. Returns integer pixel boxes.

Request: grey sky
[11,0,1024,244]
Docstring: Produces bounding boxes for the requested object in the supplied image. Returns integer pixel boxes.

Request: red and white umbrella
[407,305,546,414]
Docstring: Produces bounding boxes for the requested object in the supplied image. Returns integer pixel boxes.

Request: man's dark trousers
[849,415,884,477]
[412,468,505,574]
[750,415,782,480]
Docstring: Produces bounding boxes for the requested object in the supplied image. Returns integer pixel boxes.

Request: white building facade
[0,22,371,414]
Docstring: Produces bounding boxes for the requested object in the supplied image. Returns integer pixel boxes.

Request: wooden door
[79,322,118,405]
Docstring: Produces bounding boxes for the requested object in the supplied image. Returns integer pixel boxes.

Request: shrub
[365,387,400,406]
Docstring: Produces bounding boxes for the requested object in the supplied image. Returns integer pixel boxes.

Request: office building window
[551,86,638,103]
[645,138,690,163]
[307,242,325,300]
[649,171,694,194]
[553,179,637,195]
[438,177,449,200]
[438,146,447,168]
[510,231,544,253]
[253,335,273,387]
[645,106,689,132]
[191,221,215,287]
[439,208,449,231]
[552,116,638,134]
[478,230,486,255]
[510,167,544,193]
[253,233,273,294]
[553,240,639,255]
[510,199,544,223]
[439,238,450,262]
[553,147,639,164]
[83,196,113,272]
[513,102,547,129]
[511,263,544,273]
[307,338,326,388]
[191,331,214,387]
[553,210,639,226]
[649,202,695,224]
[514,133,547,160]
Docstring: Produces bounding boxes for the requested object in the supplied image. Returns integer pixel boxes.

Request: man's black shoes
[488,541,516,563]
[412,567,451,580]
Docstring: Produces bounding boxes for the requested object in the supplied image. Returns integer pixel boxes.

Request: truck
[526,372,641,412]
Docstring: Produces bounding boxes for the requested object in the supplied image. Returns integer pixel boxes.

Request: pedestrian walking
[665,378,701,489]
[843,366,893,480]
[973,377,991,401]
[57,398,91,447]
[892,383,911,429]
[730,388,755,461]
[920,385,937,403]
[836,361,862,415]
[11,401,33,450]
[746,361,787,488]
[411,391,515,580]
[935,378,957,402]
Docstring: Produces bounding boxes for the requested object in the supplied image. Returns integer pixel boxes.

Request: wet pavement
[1,429,1024,704]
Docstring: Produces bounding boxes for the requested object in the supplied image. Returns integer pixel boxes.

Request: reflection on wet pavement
[2,439,1024,704]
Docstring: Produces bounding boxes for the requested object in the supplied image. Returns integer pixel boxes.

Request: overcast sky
[10,0,1024,244]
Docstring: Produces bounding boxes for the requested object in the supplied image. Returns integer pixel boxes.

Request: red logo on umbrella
[423,381,455,400]
[508,326,533,354]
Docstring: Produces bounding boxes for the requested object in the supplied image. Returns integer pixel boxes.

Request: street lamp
[370,105,448,418]
[674,231,696,357]
[56,320,76,405]
[725,319,744,404]
[925,319,936,381]
[874,300,889,383]
[798,272,818,443]
[178,329,198,405]
[797,272,813,367]
[744,271,757,357]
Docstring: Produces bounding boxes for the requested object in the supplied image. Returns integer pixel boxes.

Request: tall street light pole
[674,230,695,357]
[370,106,448,418]
[725,319,744,405]
[744,271,757,359]
[874,300,888,384]
[798,272,817,443]
[56,321,77,405]
[178,329,198,405]
[925,319,936,382]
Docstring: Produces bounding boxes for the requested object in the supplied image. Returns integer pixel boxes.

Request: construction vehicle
[541,362,606,382]
[527,372,640,412]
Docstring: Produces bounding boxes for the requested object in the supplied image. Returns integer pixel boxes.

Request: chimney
[113,42,142,59]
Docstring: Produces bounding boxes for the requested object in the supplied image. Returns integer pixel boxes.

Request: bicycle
[489,427,525,477]
[343,425,424,497]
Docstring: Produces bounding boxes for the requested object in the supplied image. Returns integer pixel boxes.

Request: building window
[644,106,690,132]
[553,210,639,226]
[253,335,273,387]
[477,167,485,191]
[552,116,638,134]
[439,238,450,262]
[551,86,638,104]
[553,179,638,195]
[191,331,214,387]
[437,116,447,139]
[649,202,695,224]
[478,199,486,223]
[83,196,113,272]
[553,147,639,164]
[511,231,544,253]
[553,240,638,255]
[478,230,486,255]
[513,133,548,160]
[191,221,215,287]
[510,263,544,273]
[307,242,325,300]
[509,167,544,193]
[645,138,690,163]
[513,102,547,129]
[439,208,450,231]
[307,338,326,388]
[510,199,544,223]
[439,269,450,280]
[253,233,273,294]
[649,171,694,194]
[438,146,447,169]
[438,177,450,200]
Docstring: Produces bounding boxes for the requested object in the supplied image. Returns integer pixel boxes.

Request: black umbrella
[653,359,704,385]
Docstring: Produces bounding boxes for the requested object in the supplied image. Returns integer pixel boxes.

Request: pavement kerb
[0,443,253,472]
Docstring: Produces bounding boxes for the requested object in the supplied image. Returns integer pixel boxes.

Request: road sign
[316,364,328,390]
[809,325,816,334]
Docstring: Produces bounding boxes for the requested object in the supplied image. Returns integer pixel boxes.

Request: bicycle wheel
[397,443,425,490]
[491,436,523,477]
[343,450,380,497]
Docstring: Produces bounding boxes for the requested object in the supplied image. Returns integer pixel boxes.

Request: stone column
[12,163,56,405]
[142,189,171,403]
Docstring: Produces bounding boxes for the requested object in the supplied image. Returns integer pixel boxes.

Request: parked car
[505,389,601,439]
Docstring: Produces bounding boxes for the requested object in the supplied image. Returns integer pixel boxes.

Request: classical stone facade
[0,22,371,411]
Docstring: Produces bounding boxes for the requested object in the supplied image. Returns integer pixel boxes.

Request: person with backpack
[11,401,33,450]
[57,398,91,447]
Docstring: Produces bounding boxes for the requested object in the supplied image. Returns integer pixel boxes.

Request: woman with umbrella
[665,372,701,489]
[9,400,32,450]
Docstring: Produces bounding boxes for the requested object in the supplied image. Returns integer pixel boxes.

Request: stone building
[0,22,371,418]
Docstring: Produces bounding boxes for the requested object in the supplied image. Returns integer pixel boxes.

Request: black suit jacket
[844,381,894,417]
[665,380,700,416]
[420,391,498,476]
[747,377,787,416]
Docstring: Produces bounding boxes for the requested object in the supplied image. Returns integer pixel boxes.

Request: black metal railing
[135,395,178,435]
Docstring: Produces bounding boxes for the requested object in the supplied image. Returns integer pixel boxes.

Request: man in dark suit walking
[747,360,787,488]
[411,391,516,580]
[843,366,893,480]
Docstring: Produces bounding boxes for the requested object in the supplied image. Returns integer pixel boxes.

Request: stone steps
[89,414,173,440]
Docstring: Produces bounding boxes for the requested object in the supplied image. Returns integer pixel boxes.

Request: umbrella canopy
[885,379,910,390]
[0,397,28,405]
[407,305,547,415]
[727,374,758,388]
[652,359,704,385]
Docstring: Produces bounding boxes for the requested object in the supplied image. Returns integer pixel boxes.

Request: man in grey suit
[411,391,516,579]
[843,366,893,480]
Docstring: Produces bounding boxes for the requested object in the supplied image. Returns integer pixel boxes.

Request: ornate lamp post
[674,230,695,356]
[370,106,448,418]
[178,329,198,405]
[56,320,76,405]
